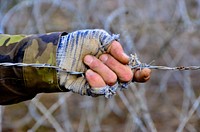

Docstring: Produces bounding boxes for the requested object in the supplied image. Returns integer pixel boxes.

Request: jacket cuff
[22,32,68,93]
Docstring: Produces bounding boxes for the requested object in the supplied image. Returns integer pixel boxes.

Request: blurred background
[0,0,200,131]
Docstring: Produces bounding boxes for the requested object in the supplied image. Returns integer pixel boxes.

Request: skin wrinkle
[133,68,151,82]
[86,69,106,87]
[107,41,129,64]
[85,55,118,85]
[99,54,133,82]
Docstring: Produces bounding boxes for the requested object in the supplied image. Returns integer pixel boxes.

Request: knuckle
[122,70,133,82]
[111,41,121,51]
[99,54,109,63]
[90,59,100,69]
[106,73,117,85]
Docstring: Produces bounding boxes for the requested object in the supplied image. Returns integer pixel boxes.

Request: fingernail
[86,69,94,76]
[84,55,93,65]
[99,54,108,63]
[123,53,129,59]
[143,68,151,78]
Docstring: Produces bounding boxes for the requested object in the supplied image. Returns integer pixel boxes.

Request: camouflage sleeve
[0,33,68,105]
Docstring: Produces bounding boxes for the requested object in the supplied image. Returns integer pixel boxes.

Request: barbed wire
[129,54,200,71]
[1,53,200,76]
[1,0,200,131]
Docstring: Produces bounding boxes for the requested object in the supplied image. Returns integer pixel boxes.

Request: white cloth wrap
[56,29,120,98]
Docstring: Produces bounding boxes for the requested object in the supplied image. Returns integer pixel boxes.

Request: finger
[99,54,133,82]
[85,69,106,88]
[133,68,151,82]
[84,55,117,85]
[107,41,129,64]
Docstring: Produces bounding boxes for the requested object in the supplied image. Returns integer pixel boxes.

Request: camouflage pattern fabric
[0,29,119,105]
[0,33,66,105]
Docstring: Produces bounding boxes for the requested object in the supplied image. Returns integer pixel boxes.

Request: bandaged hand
[57,29,151,97]
[84,41,151,88]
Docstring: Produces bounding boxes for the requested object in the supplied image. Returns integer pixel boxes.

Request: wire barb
[128,54,200,71]
[0,54,200,76]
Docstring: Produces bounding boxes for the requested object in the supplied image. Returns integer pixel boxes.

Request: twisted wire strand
[0,63,84,75]
[0,55,200,77]
[129,54,200,71]
[131,64,200,70]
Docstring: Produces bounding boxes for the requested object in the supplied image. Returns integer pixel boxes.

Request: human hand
[84,41,151,89]
[58,29,151,97]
